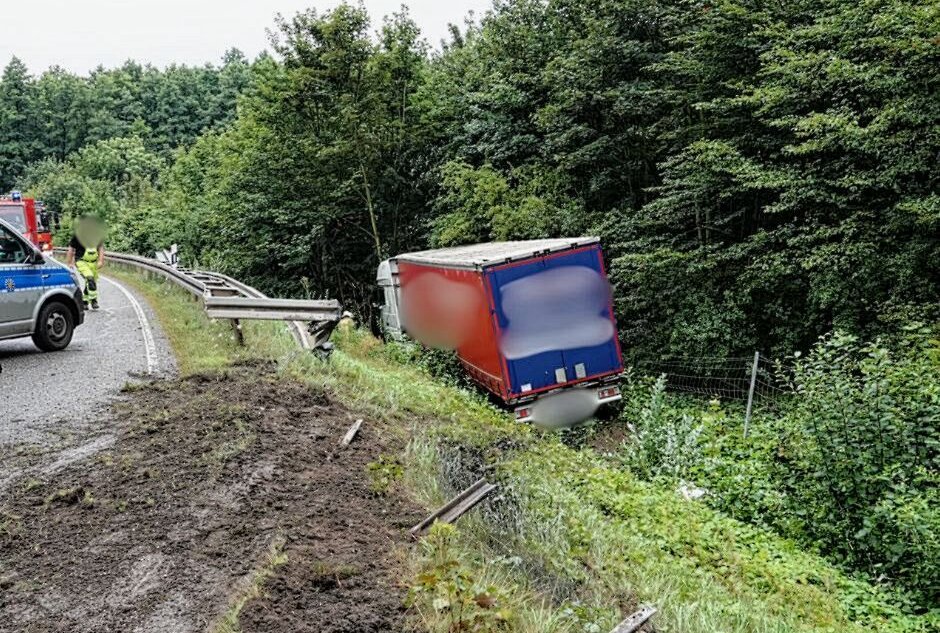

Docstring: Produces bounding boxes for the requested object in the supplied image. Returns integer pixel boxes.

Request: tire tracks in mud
[0,364,423,633]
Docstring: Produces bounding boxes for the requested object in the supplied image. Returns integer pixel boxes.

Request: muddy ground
[0,363,423,633]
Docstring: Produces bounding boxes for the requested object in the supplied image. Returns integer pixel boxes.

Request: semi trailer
[378,238,623,427]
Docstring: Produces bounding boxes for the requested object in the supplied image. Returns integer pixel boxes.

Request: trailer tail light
[597,386,622,402]
[514,407,532,423]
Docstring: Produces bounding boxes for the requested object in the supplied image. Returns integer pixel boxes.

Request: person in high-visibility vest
[66,217,106,310]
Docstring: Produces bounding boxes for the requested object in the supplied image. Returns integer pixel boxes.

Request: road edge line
[103,275,158,375]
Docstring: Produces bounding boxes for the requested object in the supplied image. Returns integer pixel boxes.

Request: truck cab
[0,218,84,351]
[376,258,403,339]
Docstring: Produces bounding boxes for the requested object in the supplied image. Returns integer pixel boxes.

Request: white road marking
[103,275,158,375]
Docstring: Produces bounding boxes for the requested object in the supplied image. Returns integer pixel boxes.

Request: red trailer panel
[397,261,507,399]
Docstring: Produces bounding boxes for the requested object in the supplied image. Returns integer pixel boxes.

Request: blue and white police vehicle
[0,217,84,351]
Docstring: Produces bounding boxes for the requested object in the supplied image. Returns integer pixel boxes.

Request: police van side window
[0,225,28,265]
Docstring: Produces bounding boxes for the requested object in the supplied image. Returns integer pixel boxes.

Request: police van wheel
[32,301,75,352]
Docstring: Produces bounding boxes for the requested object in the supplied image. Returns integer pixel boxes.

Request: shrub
[619,376,704,481]
[407,523,515,632]
[783,331,939,604]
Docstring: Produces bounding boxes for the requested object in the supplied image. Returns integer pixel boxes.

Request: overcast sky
[1,0,492,75]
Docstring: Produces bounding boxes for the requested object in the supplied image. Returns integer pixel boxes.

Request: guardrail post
[231,319,245,346]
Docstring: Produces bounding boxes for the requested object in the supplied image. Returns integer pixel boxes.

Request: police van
[0,217,84,351]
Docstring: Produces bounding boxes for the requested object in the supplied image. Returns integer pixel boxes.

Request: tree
[192,4,431,323]
[0,57,38,189]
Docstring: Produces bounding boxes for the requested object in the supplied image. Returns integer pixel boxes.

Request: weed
[212,536,288,633]
[120,381,148,393]
[203,420,255,469]
[367,455,404,495]
[22,478,43,492]
[42,486,85,509]
[407,523,514,632]
[308,560,358,589]
[0,510,23,540]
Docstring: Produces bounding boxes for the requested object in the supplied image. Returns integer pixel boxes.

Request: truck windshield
[0,204,26,232]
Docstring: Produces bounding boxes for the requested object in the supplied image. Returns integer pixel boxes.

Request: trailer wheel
[32,300,75,352]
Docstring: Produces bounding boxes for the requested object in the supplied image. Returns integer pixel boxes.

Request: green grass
[117,270,937,633]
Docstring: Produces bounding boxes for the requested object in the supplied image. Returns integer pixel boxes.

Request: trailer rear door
[486,245,622,398]
[487,256,566,396]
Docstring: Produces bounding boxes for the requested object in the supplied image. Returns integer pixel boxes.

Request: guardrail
[53,248,341,351]
[204,297,342,322]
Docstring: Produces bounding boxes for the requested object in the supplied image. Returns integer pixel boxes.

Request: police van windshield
[0,204,26,232]
[0,223,28,264]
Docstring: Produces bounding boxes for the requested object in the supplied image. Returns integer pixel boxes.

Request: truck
[378,238,623,427]
[0,192,54,252]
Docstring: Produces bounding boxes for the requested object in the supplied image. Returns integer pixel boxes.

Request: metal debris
[610,605,657,633]
[340,419,363,447]
[410,478,498,538]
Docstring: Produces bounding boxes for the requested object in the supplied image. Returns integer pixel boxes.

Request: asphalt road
[0,275,175,449]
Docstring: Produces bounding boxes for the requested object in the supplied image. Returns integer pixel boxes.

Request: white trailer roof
[395,237,600,269]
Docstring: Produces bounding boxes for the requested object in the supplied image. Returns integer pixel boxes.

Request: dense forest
[5,0,935,362]
[0,51,251,186]
[1,0,936,609]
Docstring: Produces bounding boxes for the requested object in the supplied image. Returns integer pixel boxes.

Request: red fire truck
[0,192,54,251]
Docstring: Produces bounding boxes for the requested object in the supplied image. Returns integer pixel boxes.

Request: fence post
[744,351,760,439]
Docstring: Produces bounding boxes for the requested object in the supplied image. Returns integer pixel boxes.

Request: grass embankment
[117,270,935,633]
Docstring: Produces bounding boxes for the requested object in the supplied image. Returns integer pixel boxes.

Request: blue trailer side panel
[486,245,623,399]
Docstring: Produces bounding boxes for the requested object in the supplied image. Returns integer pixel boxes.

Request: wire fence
[632,352,792,436]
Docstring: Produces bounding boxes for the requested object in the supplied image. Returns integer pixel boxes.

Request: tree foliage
[18,0,937,360]
[0,50,251,190]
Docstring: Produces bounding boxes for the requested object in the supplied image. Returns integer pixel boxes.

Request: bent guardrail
[52,247,341,351]
[204,297,343,322]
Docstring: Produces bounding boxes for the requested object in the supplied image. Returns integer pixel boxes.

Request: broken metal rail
[53,248,341,350]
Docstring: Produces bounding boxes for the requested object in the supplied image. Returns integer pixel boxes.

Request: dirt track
[0,363,421,632]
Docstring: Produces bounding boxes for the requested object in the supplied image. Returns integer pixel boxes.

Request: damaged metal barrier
[610,605,657,633]
[410,478,498,539]
[53,248,343,352]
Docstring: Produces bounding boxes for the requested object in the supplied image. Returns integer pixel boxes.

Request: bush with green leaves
[782,331,939,605]
[407,522,515,632]
[618,330,939,607]
[619,376,705,482]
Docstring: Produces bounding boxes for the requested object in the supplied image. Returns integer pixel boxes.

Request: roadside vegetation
[105,264,282,375]
[119,270,938,632]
